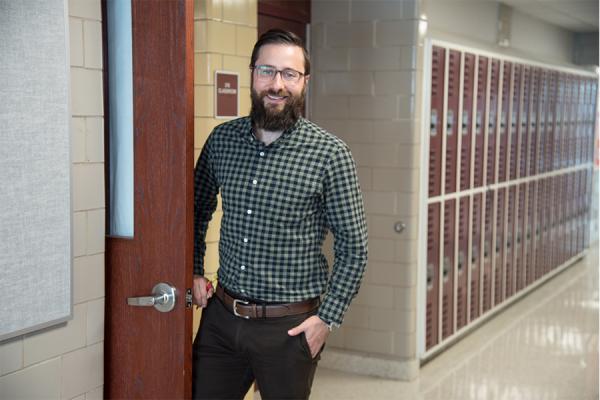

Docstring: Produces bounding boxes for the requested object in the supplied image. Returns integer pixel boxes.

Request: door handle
[127,282,176,312]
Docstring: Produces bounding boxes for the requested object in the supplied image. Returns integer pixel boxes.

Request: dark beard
[250,88,305,131]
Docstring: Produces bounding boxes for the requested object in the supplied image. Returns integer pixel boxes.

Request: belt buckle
[233,298,250,319]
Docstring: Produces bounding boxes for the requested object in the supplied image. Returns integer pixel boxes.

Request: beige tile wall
[0,0,105,398]
[311,0,421,362]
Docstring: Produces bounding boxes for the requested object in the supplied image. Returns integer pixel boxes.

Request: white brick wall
[311,0,421,368]
[0,0,105,398]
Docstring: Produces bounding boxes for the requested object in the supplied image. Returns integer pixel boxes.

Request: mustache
[262,89,291,98]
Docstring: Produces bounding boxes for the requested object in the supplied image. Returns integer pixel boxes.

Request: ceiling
[501,0,598,32]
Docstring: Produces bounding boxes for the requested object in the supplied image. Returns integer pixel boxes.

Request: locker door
[553,73,565,171]
[498,62,511,183]
[562,75,572,168]
[584,79,594,163]
[540,70,552,173]
[474,56,489,187]
[482,191,494,312]
[426,203,441,350]
[494,188,506,305]
[546,71,558,173]
[516,183,527,291]
[584,168,593,248]
[505,186,517,298]
[526,181,536,285]
[568,76,578,167]
[547,177,556,273]
[589,81,599,163]
[519,66,531,178]
[470,193,483,320]
[528,67,540,177]
[442,199,456,339]
[577,77,586,165]
[486,59,501,185]
[534,179,545,279]
[509,64,522,181]
[457,196,470,329]
[568,172,575,258]
[445,50,461,194]
[577,170,585,254]
[460,53,476,191]
[429,46,446,198]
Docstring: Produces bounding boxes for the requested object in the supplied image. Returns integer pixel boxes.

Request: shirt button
[247,209,252,215]
[240,289,246,293]
[259,151,265,157]
[252,179,258,185]
[240,265,246,271]
[243,238,249,243]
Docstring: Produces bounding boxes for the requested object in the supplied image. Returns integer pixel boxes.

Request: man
[192,29,368,400]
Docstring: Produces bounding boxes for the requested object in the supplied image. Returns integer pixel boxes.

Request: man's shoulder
[299,118,349,152]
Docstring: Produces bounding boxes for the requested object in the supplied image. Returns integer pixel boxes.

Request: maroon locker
[426,203,441,350]
[526,181,536,285]
[509,64,522,181]
[445,50,461,194]
[498,62,511,183]
[568,172,576,258]
[537,69,548,173]
[474,56,489,187]
[429,46,445,198]
[516,184,527,291]
[589,81,599,163]
[519,66,531,178]
[482,191,494,312]
[569,76,579,167]
[555,175,565,266]
[528,67,540,177]
[553,73,565,171]
[546,71,558,172]
[441,200,456,339]
[541,70,554,173]
[505,186,517,298]
[486,59,501,185]
[494,188,506,305]
[574,76,583,166]
[456,197,470,329]
[534,179,545,279]
[562,74,572,168]
[460,53,476,191]
[576,170,585,254]
[470,193,483,320]
[584,168,593,248]
[547,177,556,273]
[583,79,593,163]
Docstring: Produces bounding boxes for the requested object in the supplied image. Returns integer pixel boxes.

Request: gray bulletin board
[0,0,72,341]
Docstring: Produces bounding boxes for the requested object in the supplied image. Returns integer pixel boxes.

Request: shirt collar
[240,117,306,147]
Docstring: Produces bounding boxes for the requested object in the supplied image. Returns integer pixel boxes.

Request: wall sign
[215,71,239,119]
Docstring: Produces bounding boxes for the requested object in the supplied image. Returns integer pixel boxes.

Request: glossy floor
[310,245,599,400]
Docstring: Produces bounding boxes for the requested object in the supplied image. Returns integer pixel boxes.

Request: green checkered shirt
[194,116,368,325]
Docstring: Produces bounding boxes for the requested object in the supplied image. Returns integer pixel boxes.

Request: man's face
[250,44,309,131]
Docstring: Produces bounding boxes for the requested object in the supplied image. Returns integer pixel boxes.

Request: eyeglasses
[251,65,305,83]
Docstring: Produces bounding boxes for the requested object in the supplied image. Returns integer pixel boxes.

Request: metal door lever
[127,282,176,312]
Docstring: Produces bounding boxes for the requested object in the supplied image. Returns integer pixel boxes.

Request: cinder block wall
[0,0,105,398]
[192,0,257,336]
[311,0,422,380]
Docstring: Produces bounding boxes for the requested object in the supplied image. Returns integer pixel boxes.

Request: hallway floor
[310,245,599,400]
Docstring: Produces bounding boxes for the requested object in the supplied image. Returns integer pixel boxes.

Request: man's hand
[192,275,214,308]
[287,316,330,358]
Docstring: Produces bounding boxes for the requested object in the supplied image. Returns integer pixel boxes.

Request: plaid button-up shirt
[194,116,368,325]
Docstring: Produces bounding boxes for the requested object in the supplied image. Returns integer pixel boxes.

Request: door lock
[127,282,177,312]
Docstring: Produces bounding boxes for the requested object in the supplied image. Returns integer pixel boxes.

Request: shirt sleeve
[194,132,219,276]
[318,144,368,326]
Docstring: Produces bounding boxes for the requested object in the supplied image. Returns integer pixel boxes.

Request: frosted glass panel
[107,0,134,237]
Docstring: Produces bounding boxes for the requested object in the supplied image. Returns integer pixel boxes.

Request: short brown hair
[250,29,310,75]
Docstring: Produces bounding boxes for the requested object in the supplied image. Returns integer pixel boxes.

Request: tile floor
[309,244,599,400]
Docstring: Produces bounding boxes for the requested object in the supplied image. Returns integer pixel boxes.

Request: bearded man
[192,29,368,400]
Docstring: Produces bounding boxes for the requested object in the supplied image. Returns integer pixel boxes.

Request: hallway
[310,244,599,400]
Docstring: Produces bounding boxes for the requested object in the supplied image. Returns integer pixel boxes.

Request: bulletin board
[0,0,72,341]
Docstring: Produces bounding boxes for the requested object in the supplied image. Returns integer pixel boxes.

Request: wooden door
[258,0,311,43]
[103,1,194,398]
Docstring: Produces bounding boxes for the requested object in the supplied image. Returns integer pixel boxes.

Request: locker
[537,69,548,173]
[547,178,556,273]
[474,56,489,187]
[505,186,517,298]
[429,46,445,198]
[426,203,441,350]
[561,75,572,168]
[494,188,506,305]
[528,67,540,177]
[516,184,527,291]
[470,194,483,321]
[584,168,593,248]
[526,181,536,285]
[498,62,511,183]
[486,59,501,185]
[568,75,578,167]
[567,173,576,258]
[509,64,522,181]
[534,179,545,279]
[555,175,565,266]
[519,66,531,178]
[460,53,476,191]
[576,171,585,254]
[574,76,583,166]
[482,191,494,312]
[445,50,461,194]
[584,79,594,163]
[456,197,470,329]
[442,199,456,339]
[543,71,556,173]
[553,73,565,171]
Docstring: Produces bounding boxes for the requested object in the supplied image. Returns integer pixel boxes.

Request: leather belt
[215,285,320,319]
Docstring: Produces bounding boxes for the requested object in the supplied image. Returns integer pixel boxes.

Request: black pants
[192,296,322,400]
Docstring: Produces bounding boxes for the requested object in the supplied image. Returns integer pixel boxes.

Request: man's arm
[318,144,368,327]
[193,133,219,306]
